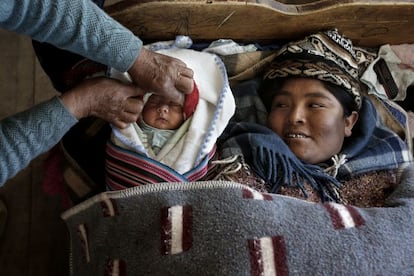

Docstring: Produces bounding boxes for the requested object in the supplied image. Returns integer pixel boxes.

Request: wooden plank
[0,29,35,276]
[0,170,32,276]
[28,153,69,276]
[0,29,68,276]
[106,0,414,47]
[27,54,69,276]
[0,30,34,118]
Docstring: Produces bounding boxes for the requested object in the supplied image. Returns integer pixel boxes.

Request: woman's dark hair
[259,77,359,118]
[321,81,358,117]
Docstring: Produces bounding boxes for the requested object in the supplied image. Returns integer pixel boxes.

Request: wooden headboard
[105,0,414,48]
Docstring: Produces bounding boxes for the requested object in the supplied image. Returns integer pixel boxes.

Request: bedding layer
[62,164,414,275]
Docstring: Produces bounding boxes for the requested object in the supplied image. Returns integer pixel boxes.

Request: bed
[35,0,414,275]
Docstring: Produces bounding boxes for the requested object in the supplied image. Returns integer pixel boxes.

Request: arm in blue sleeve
[0,0,142,72]
[0,97,78,185]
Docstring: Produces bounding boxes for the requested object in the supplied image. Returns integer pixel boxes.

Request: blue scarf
[219,122,342,202]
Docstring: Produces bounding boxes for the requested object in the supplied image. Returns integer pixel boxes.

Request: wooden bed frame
[105,0,414,48]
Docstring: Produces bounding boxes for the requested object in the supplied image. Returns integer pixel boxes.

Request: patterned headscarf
[261,29,362,110]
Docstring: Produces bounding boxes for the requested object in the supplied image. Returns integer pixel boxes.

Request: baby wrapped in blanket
[106,47,236,190]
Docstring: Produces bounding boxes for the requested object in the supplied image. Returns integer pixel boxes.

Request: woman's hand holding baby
[128,47,194,105]
[59,47,196,129]
[60,77,145,129]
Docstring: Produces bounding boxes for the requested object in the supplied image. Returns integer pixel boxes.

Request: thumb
[126,84,146,99]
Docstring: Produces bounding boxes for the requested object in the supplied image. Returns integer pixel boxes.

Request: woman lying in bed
[215,29,413,207]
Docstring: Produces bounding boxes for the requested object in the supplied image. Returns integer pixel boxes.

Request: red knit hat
[183,81,199,119]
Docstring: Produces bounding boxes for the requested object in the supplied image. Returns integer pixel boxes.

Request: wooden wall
[0,29,69,276]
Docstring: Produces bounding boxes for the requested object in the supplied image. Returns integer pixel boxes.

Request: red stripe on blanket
[242,188,273,201]
[186,144,217,181]
[182,205,193,252]
[77,224,90,263]
[104,259,126,276]
[248,239,263,276]
[345,205,365,227]
[324,202,365,229]
[106,141,217,190]
[248,236,288,276]
[106,144,184,182]
[106,159,159,187]
[105,143,187,190]
[106,177,141,191]
[272,236,289,276]
[186,165,208,182]
[100,197,118,217]
[160,205,193,255]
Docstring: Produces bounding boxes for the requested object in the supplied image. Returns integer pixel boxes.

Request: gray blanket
[61,164,414,275]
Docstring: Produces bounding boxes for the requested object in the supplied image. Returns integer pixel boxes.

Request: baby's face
[141,94,184,130]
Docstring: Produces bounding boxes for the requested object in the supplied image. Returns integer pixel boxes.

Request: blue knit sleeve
[0,0,142,72]
[0,97,78,185]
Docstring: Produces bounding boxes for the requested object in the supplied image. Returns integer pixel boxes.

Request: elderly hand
[127,48,194,104]
[60,77,145,129]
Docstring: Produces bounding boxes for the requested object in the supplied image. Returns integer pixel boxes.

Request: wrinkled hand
[60,77,145,128]
[128,47,194,104]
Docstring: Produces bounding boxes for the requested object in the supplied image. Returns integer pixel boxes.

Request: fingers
[176,66,194,82]
[61,77,145,127]
[112,111,140,129]
[166,61,194,97]
[123,96,143,114]
[111,119,129,129]
[112,96,143,125]
[101,91,144,127]
[128,48,195,101]
[175,71,194,97]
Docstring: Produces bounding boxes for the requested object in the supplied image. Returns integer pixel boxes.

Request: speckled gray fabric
[62,164,414,275]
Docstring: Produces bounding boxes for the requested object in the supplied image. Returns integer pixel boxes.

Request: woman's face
[142,94,184,130]
[267,78,358,164]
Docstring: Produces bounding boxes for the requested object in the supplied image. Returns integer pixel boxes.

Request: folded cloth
[361,44,414,101]
[202,39,257,55]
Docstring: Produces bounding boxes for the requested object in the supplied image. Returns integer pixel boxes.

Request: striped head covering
[261,29,362,110]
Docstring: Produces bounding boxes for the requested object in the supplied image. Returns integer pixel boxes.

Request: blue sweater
[0,0,142,72]
[0,0,143,185]
[0,97,77,185]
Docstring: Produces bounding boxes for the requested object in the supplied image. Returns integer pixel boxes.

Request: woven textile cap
[262,29,362,110]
